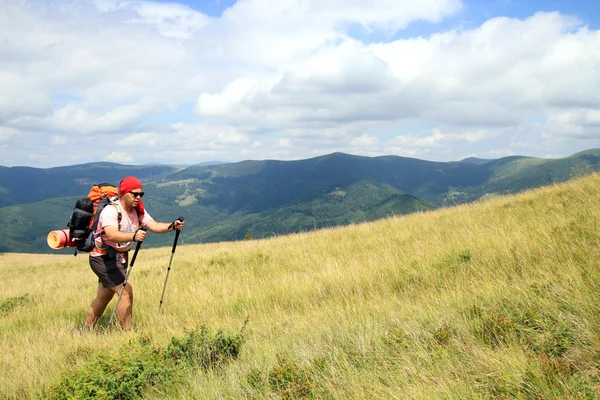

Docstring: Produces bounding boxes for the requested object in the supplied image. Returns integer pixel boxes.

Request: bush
[432,323,455,346]
[45,325,245,399]
[166,325,244,369]
[0,294,30,316]
[468,302,576,357]
[46,340,173,400]
[267,354,313,400]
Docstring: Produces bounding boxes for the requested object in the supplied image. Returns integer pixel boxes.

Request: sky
[1,0,599,168]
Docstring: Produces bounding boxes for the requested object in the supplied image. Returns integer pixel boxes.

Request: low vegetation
[1,173,599,398]
[45,325,245,400]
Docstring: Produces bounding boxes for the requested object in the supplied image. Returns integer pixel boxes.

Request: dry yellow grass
[1,173,600,399]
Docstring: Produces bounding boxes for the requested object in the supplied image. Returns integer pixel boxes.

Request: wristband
[132,232,137,242]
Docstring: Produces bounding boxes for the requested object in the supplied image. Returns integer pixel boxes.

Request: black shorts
[89,253,129,288]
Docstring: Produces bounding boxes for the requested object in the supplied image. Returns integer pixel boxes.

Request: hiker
[84,176,184,330]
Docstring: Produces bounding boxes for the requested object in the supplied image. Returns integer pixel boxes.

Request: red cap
[120,176,142,197]
[120,176,145,215]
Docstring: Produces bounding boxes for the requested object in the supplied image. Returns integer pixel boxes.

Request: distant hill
[459,157,495,164]
[0,163,179,207]
[0,149,599,253]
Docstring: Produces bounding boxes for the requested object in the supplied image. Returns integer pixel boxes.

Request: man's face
[124,189,144,208]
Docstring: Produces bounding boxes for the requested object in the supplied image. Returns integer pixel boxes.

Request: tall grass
[1,173,600,399]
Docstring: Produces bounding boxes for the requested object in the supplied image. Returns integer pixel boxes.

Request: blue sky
[177,0,600,23]
[178,0,600,36]
[0,0,599,167]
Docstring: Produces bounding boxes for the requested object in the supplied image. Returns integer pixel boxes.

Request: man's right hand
[133,228,147,242]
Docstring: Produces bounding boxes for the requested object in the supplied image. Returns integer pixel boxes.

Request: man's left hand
[173,219,185,230]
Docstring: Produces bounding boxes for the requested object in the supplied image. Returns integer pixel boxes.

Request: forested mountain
[1,149,598,253]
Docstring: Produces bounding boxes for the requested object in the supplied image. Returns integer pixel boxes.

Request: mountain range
[1,148,599,254]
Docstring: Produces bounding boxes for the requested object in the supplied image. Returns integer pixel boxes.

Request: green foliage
[246,354,332,400]
[431,323,455,346]
[467,302,577,357]
[45,325,245,400]
[46,341,174,400]
[267,354,314,399]
[243,232,252,240]
[382,324,409,351]
[457,249,472,263]
[0,294,30,316]
[166,325,245,369]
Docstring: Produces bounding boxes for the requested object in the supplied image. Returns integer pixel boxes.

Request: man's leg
[85,283,115,329]
[110,282,134,331]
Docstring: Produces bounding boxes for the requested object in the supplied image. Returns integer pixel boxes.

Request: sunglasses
[130,191,145,198]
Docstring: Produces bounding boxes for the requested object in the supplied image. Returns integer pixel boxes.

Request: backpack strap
[93,200,122,251]
[90,198,120,233]
[97,201,143,251]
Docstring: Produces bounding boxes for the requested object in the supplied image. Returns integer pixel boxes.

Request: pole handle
[171,217,184,254]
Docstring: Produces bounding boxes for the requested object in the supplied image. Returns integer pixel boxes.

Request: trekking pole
[159,217,184,310]
[109,227,147,327]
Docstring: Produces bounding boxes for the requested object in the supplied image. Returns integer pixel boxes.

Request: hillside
[1,173,599,399]
[0,149,599,253]
[0,163,179,207]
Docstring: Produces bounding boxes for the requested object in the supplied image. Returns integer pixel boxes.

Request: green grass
[1,173,600,398]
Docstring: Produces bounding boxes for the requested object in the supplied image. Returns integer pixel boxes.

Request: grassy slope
[1,173,600,398]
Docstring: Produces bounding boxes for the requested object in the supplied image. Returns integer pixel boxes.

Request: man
[84,176,184,330]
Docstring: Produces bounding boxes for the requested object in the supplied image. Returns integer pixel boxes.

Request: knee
[96,291,115,306]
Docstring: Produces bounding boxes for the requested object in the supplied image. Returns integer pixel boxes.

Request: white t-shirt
[90,199,153,258]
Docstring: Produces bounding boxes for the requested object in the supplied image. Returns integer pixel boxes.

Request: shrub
[382,324,408,351]
[46,341,173,400]
[432,323,455,346]
[457,249,472,263]
[166,325,244,369]
[45,325,245,399]
[0,294,30,316]
[267,354,313,400]
[468,302,576,357]
[471,308,517,347]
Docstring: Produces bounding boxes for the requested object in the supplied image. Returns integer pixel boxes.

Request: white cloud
[127,1,212,39]
[389,128,495,148]
[0,1,599,167]
[390,129,445,148]
[194,11,600,142]
[388,147,432,158]
[51,135,67,145]
[275,138,292,148]
[482,149,518,158]
[197,79,258,117]
[351,134,379,147]
[121,132,160,146]
[0,126,20,142]
[543,108,600,139]
[105,151,134,163]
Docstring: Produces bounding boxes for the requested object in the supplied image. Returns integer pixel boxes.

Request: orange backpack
[68,183,119,254]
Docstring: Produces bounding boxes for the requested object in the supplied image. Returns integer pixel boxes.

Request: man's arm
[103,225,146,243]
[145,218,184,234]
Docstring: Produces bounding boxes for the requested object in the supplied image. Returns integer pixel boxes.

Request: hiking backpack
[67,183,119,255]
